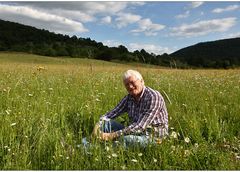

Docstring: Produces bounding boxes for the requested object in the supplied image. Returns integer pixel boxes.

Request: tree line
[0,19,171,67]
[0,19,240,68]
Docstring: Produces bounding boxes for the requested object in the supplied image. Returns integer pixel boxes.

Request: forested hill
[0,19,240,68]
[170,37,240,68]
[0,19,167,66]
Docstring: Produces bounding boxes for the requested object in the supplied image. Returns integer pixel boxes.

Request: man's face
[123,75,143,98]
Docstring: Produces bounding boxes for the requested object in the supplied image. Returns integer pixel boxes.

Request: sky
[0,1,240,55]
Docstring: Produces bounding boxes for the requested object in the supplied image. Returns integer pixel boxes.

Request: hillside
[170,38,240,68]
[0,19,240,68]
[0,19,164,66]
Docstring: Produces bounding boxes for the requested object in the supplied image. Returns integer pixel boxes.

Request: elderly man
[93,69,168,146]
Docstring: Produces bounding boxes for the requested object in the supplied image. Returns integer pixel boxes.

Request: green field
[0,52,240,170]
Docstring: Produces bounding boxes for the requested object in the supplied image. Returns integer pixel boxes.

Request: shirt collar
[129,86,146,102]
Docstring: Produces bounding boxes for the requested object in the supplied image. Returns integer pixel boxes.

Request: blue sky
[0,1,239,55]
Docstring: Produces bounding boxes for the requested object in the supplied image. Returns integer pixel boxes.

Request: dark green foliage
[1,19,240,68]
[0,19,167,66]
[170,38,240,68]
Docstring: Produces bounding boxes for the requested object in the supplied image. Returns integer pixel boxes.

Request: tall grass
[0,53,240,170]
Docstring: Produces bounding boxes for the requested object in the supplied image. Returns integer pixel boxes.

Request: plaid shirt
[103,86,168,138]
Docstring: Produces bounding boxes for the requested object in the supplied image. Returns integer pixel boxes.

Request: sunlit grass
[0,53,240,170]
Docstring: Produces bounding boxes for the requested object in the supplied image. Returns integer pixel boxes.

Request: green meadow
[0,52,240,170]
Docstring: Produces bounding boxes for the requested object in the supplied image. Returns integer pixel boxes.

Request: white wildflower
[171,145,176,151]
[5,109,11,115]
[131,159,138,163]
[28,93,33,97]
[184,137,190,143]
[105,146,110,152]
[121,165,126,170]
[112,153,118,157]
[194,143,199,148]
[236,155,240,160]
[170,131,178,139]
[10,123,16,127]
[153,158,157,163]
[66,157,69,160]
[138,153,143,157]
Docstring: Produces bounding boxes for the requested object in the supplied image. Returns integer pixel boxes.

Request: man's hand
[100,132,118,141]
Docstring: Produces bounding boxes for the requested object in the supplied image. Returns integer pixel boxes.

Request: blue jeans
[100,120,155,147]
[81,120,156,148]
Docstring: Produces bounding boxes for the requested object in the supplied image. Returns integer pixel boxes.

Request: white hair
[123,69,144,84]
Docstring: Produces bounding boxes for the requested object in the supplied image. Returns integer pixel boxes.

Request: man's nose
[129,84,134,89]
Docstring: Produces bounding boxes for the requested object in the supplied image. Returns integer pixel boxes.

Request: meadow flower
[28,93,33,97]
[184,137,190,143]
[37,66,45,71]
[194,143,199,148]
[105,146,110,152]
[112,153,118,157]
[184,150,191,156]
[170,131,178,139]
[138,153,143,157]
[66,156,69,160]
[236,155,240,160]
[5,109,11,115]
[107,155,111,159]
[121,165,126,170]
[131,159,138,163]
[171,145,176,151]
[182,104,187,107]
[153,158,157,163]
[10,123,16,127]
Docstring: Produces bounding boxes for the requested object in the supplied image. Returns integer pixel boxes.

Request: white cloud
[50,9,95,23]
[101,16,111,24]
[131,18,165,36]
[128,43,173,55]
[170,17,237,37]
[102,40,123,47]
[0,4,88,34]
[115,12,141,28]
[224,32,240,39]
[82,2,128,15]
[16,2,130,15]
[102,40,174,55]
[212,5,239,13]
[175,11,190,19]
[190,2,204,9]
